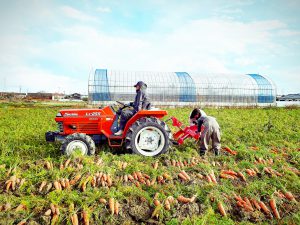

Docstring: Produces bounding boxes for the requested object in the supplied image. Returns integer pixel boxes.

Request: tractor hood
[57,109,102,117]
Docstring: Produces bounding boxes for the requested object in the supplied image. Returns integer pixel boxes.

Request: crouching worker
[195,110,221,156]
[114,81,150,136]
[189,108,207,125]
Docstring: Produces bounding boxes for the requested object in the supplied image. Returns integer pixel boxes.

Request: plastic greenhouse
[88,69,277,107]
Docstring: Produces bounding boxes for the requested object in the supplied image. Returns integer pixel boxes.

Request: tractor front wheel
[60,133,96,156]
[125,117,171,156]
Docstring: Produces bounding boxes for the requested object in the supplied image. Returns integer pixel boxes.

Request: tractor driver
[114,81,150,136]
[190,108,221,156]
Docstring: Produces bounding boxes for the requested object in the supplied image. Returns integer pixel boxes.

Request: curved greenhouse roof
[88,69,276,106]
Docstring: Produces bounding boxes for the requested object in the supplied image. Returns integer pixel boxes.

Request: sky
[0,0,299,95]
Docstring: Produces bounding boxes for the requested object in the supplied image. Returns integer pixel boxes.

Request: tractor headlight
[69,125,77,129]
[56,112,62,117]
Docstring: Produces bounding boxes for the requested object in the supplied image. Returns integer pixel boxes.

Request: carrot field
[0,103,299,225]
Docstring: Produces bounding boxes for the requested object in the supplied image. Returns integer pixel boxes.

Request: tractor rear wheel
[125,117,171,156]
[60,133,96,156]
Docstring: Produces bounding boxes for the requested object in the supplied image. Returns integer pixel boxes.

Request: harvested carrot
[221,170,238,176]
[167,196,175,204]
[71,213,79,225]
[51,214,59,225]
[153,161,159,170]
[164,199,171,210]
[82,210,89,225]
[99,198,107,204]
[245,169,255,176]
[284,191,296,201]
[163,172,172,180]
[206,175,212,183]
[209,170,217,184]
[244,197,253,211]
[218,202,227,217]
[64,158,71,168]
[251,199,261,210]
[178,173,188,181]
[237,172,246,182]
[109,198,114,215]
[154,199,161,206]
[15,204,26,212]
[114,201,119,215]
[50,203,56,214]
[107,175,112,186]
[269,199,280,219]
[37,181,46,192]
[177,195,190,204]
[54,181,61,191]
[259,201,271,216]
[220,173,235,180]
[181,170,190,180]
[223,147,237,155]
[17,220,27,225]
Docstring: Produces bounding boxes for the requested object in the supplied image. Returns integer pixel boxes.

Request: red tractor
[45,102,200,157]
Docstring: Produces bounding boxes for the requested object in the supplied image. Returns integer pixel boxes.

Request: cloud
[96,7,111,13]
[61,6,95,21]
[1,65,86,94]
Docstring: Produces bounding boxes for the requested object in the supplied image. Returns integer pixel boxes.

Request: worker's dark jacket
[119,84,150,130]
[132,83,150,112]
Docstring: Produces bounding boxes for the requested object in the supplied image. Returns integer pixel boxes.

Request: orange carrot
[237,172,247,182]
[223,147,237,155]
[71,214,79,225]
[259,201,271,217]
[284,191,296,201]
[181,170,191,180]
[164,199,171,210]
[153,199,161,206]
[222,170,238,176]
[244,197,254,211]
[99,198,107,204]
[218,202,227,217]
[82,210,89,225]
[178,173,188,181]
[269,199,280,219]
[17,220,27,225]
[220,173,235,179]
[153,161,159,170]
[177,195,191,203]
[251,199,261,210]
[109,198,114,215]
[114,201,119,215]
[52,214,59,225]
[163,172,172,180]
[210,170,217,184]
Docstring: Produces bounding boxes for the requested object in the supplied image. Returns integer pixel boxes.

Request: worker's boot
[114,130,123,136]
[214,149,220,156]
[199,149,206,158]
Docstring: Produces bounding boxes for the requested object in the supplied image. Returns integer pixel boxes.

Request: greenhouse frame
[88,69,277,107]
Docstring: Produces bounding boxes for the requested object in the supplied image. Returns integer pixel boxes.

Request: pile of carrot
[170,157,201,168]
[90,172,113,188]
[245,168,258,177]
[219,170,246,182]
[5,175,25,192]
[233,194,282,219]
[263,167,283,177]
[254,157,274,165]
[44,203,60,225]
[178,170,191,182]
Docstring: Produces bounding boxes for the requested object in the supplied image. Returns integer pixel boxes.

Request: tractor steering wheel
[116,101,125,107]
